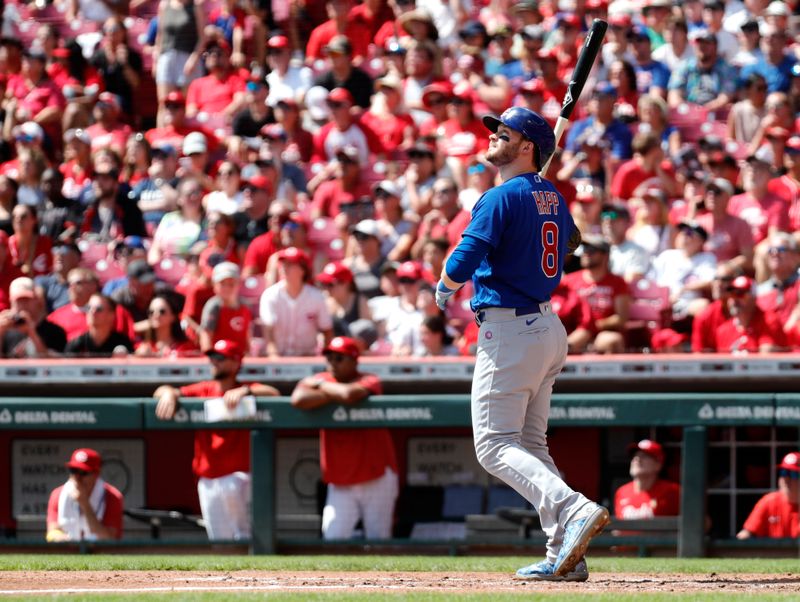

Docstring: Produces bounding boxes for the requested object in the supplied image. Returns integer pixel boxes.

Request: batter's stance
[436,107,610,581]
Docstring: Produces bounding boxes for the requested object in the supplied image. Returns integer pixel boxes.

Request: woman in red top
[47,40,104,130]
[135,293,199,358]
[203,211,240,265]
[608,60,639,123]
[9,204,52,277]
[121,133,152,188]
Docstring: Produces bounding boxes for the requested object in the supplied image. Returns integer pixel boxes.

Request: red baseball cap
[451,80,475,102]
[317,261,354,285]
[66,448,102,473]
[267,35,289,49]
[520,78,546,94]
[558,14,581,28]
[165,91,186,106]
[586,0,609,9]
[421,82,453,109]
[396,261,423,280]
[243,173,272,192]
[327,87,354,105]
[609,13,632,28]
[277,246,311,265]
[206,339,245,361]
[323,336,360,358]
[728,275,754,293]
[779,452,800,473]
[627,439,664,463]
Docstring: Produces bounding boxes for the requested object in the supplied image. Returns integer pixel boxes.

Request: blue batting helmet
[482,107,555,168]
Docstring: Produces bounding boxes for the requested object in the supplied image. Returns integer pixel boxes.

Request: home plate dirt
[1,571,799,595]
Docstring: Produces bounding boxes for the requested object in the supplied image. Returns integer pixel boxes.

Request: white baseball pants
[197,471,251,541]
[322,467,399,540]
[471,305,594,564]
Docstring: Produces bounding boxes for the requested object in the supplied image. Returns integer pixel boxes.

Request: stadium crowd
[0,0,800,358]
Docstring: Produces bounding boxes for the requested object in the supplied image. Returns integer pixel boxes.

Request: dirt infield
[1,571,799,595]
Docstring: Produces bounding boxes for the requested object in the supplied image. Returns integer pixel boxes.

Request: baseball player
[435,107,610,581]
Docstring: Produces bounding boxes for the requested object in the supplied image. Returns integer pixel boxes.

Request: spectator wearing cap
[344,219,388,298]
[459,159,496,214]
[412,177,471,258]
[35,241,82,313]
[85,92,132,156]
[273,97,314,163]
[738,451,800,539]
[610,131,677,202]
[562,234,631,354]
[602,13,636,70]
[306,1,372,65]
[564,81,633,168]
[689,263,740,352]
[129,141,180,230]
[710,274,786,352]
[652,16,694,73]
[515,78,547,122]
[101,236,148,296]
[569,181,604,235]
[360,74,417,155]
[627,27,671,99]
[730,19,762,69]
[601,204,650,283]
[291,336,398,539]
[729,154,790,246]
[65,293,135,357]
[650,220,717,323]
[694,177,755,272]
[0,276,66,357]
[373,179,417,261]
[317,260,373,338]
[309,145,372,219]
[145,92,220,159]
[265,35,313,108]
[728,73,769,145]
[151,0,205,123]
[1,123,45,183]
[701,0,739,62]
[263,212,318,286]
[498,24,542,87]
[485,24,517,79]
[199,261,252,352]
[417,82,451,138]
[313,35,375,110]
[740,25,796,94]
[89,17,143,119]
[3,45,66,149]
[81,159,147,242]
[135,292,197,357]
[233,175,274,251]
[48,39,105,132]
[259,246,333,356]
[667,28,736,111]
[614,440,681,520]
[383,260,426,356]
[534,48,570,124]
[437,82,490,186]
[178,132,216,192]
[310,88,383,170]
[757,233,800,345]
[628,187,675,258]
[46,448,124,542]
[641,0,672,48]
[148,177,206,264]
[155,339,280,540]
[185,39,247,121]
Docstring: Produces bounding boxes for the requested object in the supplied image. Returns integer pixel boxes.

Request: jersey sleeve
[357,372,383,395]
[461,187,506,247]
[742,494,770,536]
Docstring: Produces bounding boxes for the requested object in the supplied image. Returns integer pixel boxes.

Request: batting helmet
[482,107,555,169]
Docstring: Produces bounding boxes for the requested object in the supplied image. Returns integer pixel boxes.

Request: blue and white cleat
[553,504,610,577]
[515,557,589,582]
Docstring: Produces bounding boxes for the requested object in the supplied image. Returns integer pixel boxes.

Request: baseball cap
[422,82,453,109]
[206,339,245,362]
[182,132,207,155]
[267,34,290,49]
[778,451,800,473]
[164,90,186,106]
[600,203,630,221]
[521,24,545,39]
[335,144,361,164]
[765,0,789,16]
[14,121,44,143]
[746,152,772,168]
[323,336,360,358]
[122,236,146,251]
[786,136,800,154]
[53,240,82,256]
[459,19,488,40]
[243,173,271,191]
[678,220,709,241]
[64,128,91,145]
[151,143,177,158]
[407,143,436,159]
[628,25,650,41]
[766,126,791,140]
[305,86,331,121]
[689,28,716,43]
[277,246,311,265]
[261,123,287,141]
[728,274,754,293]
[608,13,632,28]
[316,261,354,285]
[127,259,156,283]
[96,91,121,111]
[324,35,352,55]
[702,0,724,10]
[212,261,240,283]
[580,233,610,253]
[327,87,354,105]
[627,439,664,463]
[352,219,382,240]
[520,78,546,95]
[593,81,617,98]
[707,177,734,195]
[557,13,581,29]
[374,179,401,198]
[9,277,36,301]
[66,448,101,473]
[396,261,423,281]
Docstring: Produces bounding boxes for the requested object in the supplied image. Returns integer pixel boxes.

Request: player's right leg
[197,476,234,540]
[321,483,360,540]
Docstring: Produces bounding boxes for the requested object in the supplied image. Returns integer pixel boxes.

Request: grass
[0,555,799,573]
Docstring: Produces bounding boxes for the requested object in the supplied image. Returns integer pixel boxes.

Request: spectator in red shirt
[291,336,398,540]
[241,199,290,278]
[9,205,52,278]
[359,73,416,155]
[562,234,631,354]
[145,91,218,157]
[695,178,755,274]
[757,232,800,346]
[768,136,800,232]
[610,131,676,202]
[85,92,132,157]
[614,439,680,520]
[185,39,247,122]
[730,154,790,248]
[199,261,252,352]
[712,275,786,353]
[691,264,738,352]
[738,452,799,539]
[306,0,372,66]
[438,82,491,187]
[46,448,123,542]
[154,339,280,540]
[551,281,593,343]
[411,177,471,257]
[273,98,313,163]
[310,145,372,220]
[135,293,198,358]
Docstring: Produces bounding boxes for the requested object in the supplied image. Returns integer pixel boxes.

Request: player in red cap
[46,448,124,542]
[614,439,681,520]
[738,452,800,539]
[153,339,279,541]
[291,336,398,540]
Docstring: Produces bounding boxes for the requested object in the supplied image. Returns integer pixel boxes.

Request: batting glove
[435,280,457,310]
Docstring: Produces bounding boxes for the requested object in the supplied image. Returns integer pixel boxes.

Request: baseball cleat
[515,557,589,582]
[552,504,610,577]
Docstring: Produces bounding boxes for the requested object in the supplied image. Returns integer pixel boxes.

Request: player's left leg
[321,483,360,540]
[359,467,399,540]
[197,476,235,540]
[219,471,251,540]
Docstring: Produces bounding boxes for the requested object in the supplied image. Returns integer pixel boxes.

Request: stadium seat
[240,274,266,315]
[78,239,109,266]
[93,258,125,286]
[626,278,672,350]
[154,257,189,287]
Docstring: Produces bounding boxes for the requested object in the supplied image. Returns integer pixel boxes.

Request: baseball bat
[539,18,608,178]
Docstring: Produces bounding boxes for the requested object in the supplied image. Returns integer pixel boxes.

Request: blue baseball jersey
[462,172,575,311]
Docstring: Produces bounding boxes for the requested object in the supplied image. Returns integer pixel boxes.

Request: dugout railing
[1,393,799,556]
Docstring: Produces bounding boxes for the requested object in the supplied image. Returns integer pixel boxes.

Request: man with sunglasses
[64,293,134,357]
[691,263,740,352]
[185,39,247,122]
[46,448,123,542]
[757,232,800,345]
[434,106,609,581]
[291,336,398,540]
[710,274,785,352]
[738,452,800,539]
[154,339,280,540]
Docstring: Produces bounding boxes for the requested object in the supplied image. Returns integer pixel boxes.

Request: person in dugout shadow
[737,452,799,539]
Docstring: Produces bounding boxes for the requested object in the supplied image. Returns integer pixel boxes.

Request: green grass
[0,555,799,573]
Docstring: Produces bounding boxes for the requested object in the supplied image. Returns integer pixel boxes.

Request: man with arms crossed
[435,107,609,581]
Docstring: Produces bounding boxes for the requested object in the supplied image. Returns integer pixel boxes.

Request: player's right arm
[154,385,181,420]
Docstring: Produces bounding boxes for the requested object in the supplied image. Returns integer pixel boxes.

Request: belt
[475,304,544,325]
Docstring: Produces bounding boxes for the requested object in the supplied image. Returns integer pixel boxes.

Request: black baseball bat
[539,18,608,177]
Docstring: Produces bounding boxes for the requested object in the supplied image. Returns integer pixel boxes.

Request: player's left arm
[437,235,492,308]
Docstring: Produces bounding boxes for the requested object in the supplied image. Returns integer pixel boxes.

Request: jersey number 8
[541,222,559,279]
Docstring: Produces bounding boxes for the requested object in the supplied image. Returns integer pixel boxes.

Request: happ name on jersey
[532,190,560,215]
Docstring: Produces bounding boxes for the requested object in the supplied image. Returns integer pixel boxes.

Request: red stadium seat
[626,278,672,350]
[240,274,266,315]
[93,258,125,286]
[78,239,110,267]
[154,257,188,286]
